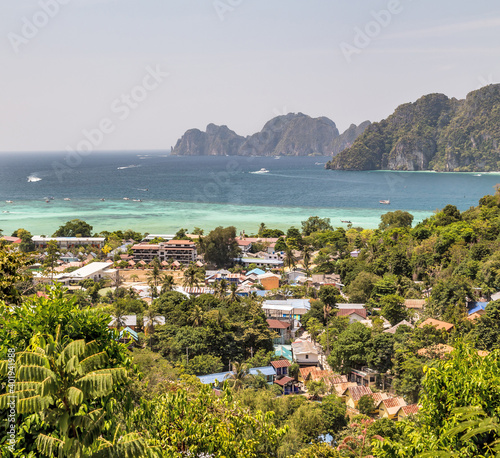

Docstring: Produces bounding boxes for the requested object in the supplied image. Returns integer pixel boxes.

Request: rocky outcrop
[171,124,244,156]
[171,113,369,157]
[327,84,500,172]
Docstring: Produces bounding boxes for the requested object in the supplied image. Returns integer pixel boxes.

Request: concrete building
[131,240,197,265]
[262,299,311,320]
[291,339,319,366]
[33,236,105,250]
[56,262,119,285]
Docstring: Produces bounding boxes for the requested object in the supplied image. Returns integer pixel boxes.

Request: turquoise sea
[0,152,498,235]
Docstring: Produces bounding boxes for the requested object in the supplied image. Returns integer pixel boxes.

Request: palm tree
[147,257,162,290]
[129,274,139,283]
[160,274,175,294]
[143,305,161,349]
[113,302,127,329]
[189,304,204,327]
[0,330,150,457]
[229,282,239,303]
[302,245,312,275]
[283,246,296,271]
[183,264,204,288]
[227,361,252,390]
[216,279,228,300]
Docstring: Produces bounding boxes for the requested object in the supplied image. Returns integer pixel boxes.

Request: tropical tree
[227,361,252,390]
[160,274,175,294]
[229,282,239,303]
[189,304,204,327]
[183,264,204,288]
[0,245,33,305]
[53,219,93,237]
[215,278,228,300]
[302,245,312,275]
[0,330,148,457]
[284,246,297,270]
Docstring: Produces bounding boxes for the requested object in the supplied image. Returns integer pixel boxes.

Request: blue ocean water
[0,151,498,235]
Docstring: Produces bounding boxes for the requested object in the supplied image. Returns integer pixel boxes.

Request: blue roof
[198,366,276,384]
[119,327,138,341]
[468,302,489,315]
[249,366,276,377]
[274,345,293,361]
[247,268,265,276]
[198,371,233,385]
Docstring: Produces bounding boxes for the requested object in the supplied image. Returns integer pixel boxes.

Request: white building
[56,262,118,284]
[291,339,319,366]
[262,299,311,320]
[33,236,105,250]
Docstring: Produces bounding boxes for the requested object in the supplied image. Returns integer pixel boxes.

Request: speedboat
[64,198,71,201]
[252,168,269,174]
[379,200,390,204]
[341,220,351,224]
[123,197,130,200]
[5,200,13,203]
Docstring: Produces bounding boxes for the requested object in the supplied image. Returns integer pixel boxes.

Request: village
[3,220,493,427]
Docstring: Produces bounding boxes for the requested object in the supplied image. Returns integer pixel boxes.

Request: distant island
[326,84,500,172]
[171,112,370,157]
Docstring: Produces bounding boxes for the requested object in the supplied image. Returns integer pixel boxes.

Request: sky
[1,0,500,153]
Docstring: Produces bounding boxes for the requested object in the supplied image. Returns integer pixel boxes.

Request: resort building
[55,262,119,285]
[131,240,197,265]
[32,236,106,250]
[262,299,311,320]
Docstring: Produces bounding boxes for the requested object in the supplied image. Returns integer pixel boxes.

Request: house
[468,302,488,316]
[467,312,484,321]
[418,318,454,332]
[396,404,421,421]
[337,308,367,323]
[370,392,391,415]
[56,262,118,285]
[246,268,266,278]
[239,257,284,268]
[118,327,139,343]
[491,291,500,301]
[1,236,21,245]
[257,272,280,290]
[271,359,292,377]
[274,344,293,362]
[288,270,307,283]
[237,239,253,253]
[267,319,292,345]
[262,299,311,320]
[350,250,361,258]
[417,343,454,359]
[350,367,379,387]
[109,315,137,330]
[274,376,299,395]
[404,299,426,310]
[384,320,414,334]
[141,234,175,242]
[197,366,277,387]
[32,236,106,250]
[143,316,166,330]
[379,397,407,420]
[345,385,373,409]
[335,382,358,398]
[291,339,319,366]
[249,366,276,384]
[300,368,336,384]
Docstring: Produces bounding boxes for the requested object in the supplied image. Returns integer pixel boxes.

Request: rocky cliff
[171,113,370,157]
[326,84,500,172]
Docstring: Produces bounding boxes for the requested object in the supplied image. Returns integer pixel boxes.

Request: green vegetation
[327,84,500,172]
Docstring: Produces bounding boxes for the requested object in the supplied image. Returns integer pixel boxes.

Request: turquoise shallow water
[0,152,498,235]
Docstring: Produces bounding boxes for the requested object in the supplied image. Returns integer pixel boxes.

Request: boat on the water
[100,198,106,201]
[341,220,352,224]
[5,200,13,203]
[474,174,482,177]
[133,199,142,202]
[379,200,390,204]
[252,168,269,174]
[64,198,71,201]
[123,197,130,200]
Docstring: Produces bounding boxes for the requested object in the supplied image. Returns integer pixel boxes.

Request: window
[305,355,309,359]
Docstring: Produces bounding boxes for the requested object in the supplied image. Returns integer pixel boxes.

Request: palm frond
[65,386,84,406]
[75,372,113,398]
[17,364,56,383]
[18,394,52,414]
[80,351,108,374]
[17,351,50,368]
[56,339,86,366]
[36,433,64,458]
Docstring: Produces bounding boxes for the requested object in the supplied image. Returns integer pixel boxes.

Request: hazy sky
[2,0,500,152]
